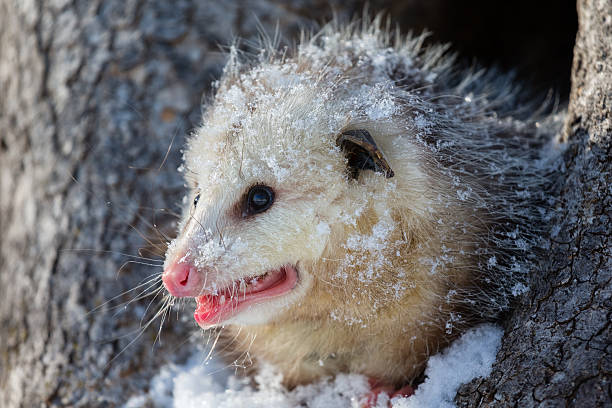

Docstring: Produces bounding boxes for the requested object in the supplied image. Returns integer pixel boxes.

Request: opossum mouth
[193,264,298,327]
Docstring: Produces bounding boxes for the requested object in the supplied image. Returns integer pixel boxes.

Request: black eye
[193,193,200,207]
[245,185,274,216]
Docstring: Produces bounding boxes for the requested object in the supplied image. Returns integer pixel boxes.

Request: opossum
[162,17,560,390]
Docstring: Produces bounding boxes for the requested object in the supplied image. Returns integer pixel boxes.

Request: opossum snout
[162,260,203,297]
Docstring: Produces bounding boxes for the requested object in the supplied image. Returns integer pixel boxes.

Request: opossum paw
[391,384,415,399]
[362,379,414,407]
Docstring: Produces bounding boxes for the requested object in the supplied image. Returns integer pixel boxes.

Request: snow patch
[125,324,502,408]
[391,324,503,407]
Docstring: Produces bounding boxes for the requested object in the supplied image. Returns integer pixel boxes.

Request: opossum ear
[336,129,394,179]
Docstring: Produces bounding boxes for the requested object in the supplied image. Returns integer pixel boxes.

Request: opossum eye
[245,185,274,216]
[193,193,201,207]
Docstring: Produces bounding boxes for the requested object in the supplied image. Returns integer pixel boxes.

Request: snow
[316,222,331,237]
[124,324,502,408]
[391,324,503,408]
[510,282,529,296]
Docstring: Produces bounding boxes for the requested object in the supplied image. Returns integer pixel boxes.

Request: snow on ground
[125,324,502,408]
[390,324,503,408]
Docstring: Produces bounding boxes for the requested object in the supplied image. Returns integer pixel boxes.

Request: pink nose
[162,261,203,297]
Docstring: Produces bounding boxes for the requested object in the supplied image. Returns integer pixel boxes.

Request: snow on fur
[162,15,562,392]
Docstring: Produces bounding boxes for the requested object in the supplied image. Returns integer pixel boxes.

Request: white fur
[164,16,563,385]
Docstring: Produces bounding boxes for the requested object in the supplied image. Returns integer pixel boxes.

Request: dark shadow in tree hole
[362,0,577,100]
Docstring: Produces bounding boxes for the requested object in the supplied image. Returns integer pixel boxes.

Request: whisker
[87,274,163,315]
[111,285,165,319]
[204,329,223,362]
[158,126,179,171]
[61,248,164,263]
[153,297,173,347]
[121,259,165,268]
[104,300,174,368]
[139,286,169,327]
[127,222,167,255]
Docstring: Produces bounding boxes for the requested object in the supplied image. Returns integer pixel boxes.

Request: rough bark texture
[0,1,356,406]
[0,0,608,407]
[455,0,611,407]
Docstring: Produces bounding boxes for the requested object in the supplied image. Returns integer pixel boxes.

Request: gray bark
[456,1,611,407]
[0,1,356,406]
[0,1,608,407]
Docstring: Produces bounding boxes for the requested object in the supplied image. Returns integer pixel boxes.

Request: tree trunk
[0,1,356,406]
[0,1,608,407]
[456,1,611,406]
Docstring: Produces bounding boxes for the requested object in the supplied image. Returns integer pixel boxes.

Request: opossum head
[162,48,438,329]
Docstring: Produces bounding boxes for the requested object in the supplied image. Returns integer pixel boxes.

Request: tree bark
[0,1,356,406]
[456,1,611,407]
[0,1,608,407]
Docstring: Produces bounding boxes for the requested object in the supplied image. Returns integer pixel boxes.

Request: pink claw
[362,379,415,407]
